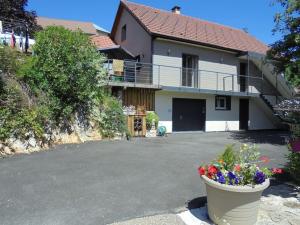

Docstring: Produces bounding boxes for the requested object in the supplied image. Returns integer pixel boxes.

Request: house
[105,0,295,133]
[36,17,134,60]
[36,17,110,36]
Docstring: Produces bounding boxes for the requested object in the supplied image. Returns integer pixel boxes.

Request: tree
[0,0,40,35]
[21,26,108,124]
[267,0,300,87]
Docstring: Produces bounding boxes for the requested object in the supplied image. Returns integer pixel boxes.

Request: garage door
[172,98,206,132]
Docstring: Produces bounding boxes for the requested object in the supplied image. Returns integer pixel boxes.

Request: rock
[3,146,11,155]
[27,137,37,148]
[9,139,27,153]
[289,218,300,225]
[54,132,81,144]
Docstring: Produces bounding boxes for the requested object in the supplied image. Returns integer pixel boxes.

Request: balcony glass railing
[104,59,264,94]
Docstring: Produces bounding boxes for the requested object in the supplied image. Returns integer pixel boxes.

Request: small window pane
[215,95,231,110]
[121,25,126,41]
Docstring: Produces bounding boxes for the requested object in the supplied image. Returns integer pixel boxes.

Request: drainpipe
[247,52,250,94]
[276,73,278,104]
[261,57,264,95]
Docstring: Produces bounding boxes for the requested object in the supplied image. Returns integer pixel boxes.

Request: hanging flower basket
[198,144,282,225]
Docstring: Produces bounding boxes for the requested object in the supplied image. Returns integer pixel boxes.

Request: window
[121,25,127,42]
[215,95,231,110]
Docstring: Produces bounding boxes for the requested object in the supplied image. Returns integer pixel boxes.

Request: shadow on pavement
[186,196,207,210]
[263,178,299,199]
[229,130,290,145]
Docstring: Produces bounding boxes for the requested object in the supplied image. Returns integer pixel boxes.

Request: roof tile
[123,1,269,54]
[91,35,117,49]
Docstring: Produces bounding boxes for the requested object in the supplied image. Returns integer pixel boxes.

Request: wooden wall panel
[123,88,155,111]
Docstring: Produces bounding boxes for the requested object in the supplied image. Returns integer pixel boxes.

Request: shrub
[0,28,126,145]
[286,150,300,185]
[286,124,300,185]
[20,26,107,125]
[92,96,126,138]
[146,111,159,130]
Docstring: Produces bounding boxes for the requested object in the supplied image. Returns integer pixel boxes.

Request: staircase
[259,94,287,127]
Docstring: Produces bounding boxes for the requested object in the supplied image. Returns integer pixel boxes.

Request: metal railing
[104,59,264,94]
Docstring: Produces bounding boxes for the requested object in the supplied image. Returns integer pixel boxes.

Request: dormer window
[121,25,127,42]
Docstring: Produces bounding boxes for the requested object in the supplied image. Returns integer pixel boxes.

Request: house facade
[107,0,295,133]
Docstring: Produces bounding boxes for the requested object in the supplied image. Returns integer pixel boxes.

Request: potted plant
[198,144,282,225]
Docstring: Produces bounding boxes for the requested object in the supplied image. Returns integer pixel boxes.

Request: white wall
[155,91,277,133]
[155,91,240,133]
[152,39,239,91]
[113,8,152,63]
[152,39,279,96]
[249,98,276,130]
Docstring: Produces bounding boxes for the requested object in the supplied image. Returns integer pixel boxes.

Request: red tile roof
[91,35,117,49]
[37,17,99,35]
[121,1,269,54]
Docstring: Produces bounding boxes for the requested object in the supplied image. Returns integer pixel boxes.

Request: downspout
[247,52,250,94]
[276,73,278,103]
[261,57,264,95]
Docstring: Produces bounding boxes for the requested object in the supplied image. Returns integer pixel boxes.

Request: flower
[254,171,266,184]
[272,168,284,174]
[217,175,226,184]
[218,159,224,164]
[208,165,218,174]
[234,164,241,172]
[234,177,239,185]
[199,144,272,186]
[228,171,236,180]
[259,156,270,164]
[198,167,206,176]
[216,171,222,177]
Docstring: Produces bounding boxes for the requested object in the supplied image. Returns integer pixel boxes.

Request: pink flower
[260,156,270,164]
[234,164,241,172]
[272,168,284,174]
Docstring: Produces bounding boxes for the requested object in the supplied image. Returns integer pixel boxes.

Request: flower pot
[201,175,270,225]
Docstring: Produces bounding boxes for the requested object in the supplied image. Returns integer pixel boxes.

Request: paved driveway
[0,131,289,225]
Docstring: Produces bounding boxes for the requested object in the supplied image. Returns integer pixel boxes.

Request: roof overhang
[98,45,135,59]
[154,37,240,55]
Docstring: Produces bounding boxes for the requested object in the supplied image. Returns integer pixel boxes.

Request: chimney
[171,6,181,14]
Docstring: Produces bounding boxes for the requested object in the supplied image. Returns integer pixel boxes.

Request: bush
[0,27,126,145]
[93,96,126,138]
[286,150,300,185]
[146,111,159,130]
[20,26,107,124]
[0,75,48,142]
[286,125,300,185]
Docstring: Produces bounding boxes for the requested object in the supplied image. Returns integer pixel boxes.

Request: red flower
[272,168,284,174]
[207,172,213,179]
[198,167,206,176]
[260,156,270,164]
[208,165,217,174]
[234,164,241,172]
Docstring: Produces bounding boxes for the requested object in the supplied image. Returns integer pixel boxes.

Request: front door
[172,98,206,131]
[182,54,198,88]
[239,99,249,130]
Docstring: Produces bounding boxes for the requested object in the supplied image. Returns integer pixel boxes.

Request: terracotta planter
[201,175,270,225]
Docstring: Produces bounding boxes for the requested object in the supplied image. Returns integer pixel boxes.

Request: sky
[27,0,284,45]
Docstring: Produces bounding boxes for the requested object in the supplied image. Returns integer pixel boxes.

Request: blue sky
[27,0,283,45]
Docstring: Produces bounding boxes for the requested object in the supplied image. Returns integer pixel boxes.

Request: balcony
[104,60,264,96]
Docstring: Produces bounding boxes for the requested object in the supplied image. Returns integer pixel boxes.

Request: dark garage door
[172,98,206,132]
